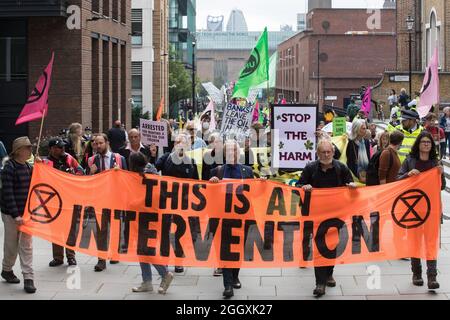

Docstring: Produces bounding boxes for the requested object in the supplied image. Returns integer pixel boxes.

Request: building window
[92,0,100,13]
[103,40,110,128]
[91,38,100,131]
[112,0,119,21]
[0,37,27,81]
[121,0,126,23]
[121,44,127,124]
[132,95,142,109]
[426,11,440,67]
[131,9,143,46]
[103,0,110,17]
[132,61,143,109]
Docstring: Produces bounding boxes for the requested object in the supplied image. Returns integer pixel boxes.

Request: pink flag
[252,101,260,123]
[200,98,216,131]
[418,47,439,118]
[360,86,371,116]
[16,52,54,125]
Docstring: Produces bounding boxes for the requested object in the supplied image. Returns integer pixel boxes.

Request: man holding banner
[87,134,127,272]
[297,139,356,297]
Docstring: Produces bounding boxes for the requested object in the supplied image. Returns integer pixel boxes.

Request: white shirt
[126,143,144,153]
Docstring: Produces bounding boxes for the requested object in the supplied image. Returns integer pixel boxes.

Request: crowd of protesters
[0,91,447,299]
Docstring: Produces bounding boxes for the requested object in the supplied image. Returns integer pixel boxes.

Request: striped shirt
[0,159,32,218]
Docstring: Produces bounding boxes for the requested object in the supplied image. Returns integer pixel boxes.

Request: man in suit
[87,133,127,272]
[209,140,255,299]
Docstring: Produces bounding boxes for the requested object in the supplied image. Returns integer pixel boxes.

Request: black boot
[427,274,440,290]
[94,259,106,272]
[411,258,423,286]
[1,270,20,284]
[24,279,36,294]
[412,273,424,286]
[313,284,326,297]
[223,286,234,298]
[426,260,439,290]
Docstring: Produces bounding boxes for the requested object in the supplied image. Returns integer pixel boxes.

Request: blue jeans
[445,132,450,155]
[140,263,168,282]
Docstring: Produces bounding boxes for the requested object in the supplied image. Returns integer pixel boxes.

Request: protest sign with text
[139,118,168,147]
[272,104,317,169]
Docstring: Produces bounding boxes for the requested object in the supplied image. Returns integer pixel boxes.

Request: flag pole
[36,115,45,157]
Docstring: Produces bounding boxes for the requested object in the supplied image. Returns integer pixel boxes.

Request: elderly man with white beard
[296,139,357,297]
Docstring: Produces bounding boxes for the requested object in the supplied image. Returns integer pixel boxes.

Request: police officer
[387,109,423,163]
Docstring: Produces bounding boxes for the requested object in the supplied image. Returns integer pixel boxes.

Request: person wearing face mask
[200,113,212,143]
[297,139,356,297]
[387,109,423,164]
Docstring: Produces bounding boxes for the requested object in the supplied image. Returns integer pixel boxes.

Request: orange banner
[20,163,441,268]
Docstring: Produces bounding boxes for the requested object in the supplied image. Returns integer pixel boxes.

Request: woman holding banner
[209,140,255,299]
[397,131,445,290]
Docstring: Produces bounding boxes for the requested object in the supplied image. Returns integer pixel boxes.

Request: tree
[131,106,150,129]
[169,59,191,108]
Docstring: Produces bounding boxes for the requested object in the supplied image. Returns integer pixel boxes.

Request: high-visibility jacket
[387,125,423,163]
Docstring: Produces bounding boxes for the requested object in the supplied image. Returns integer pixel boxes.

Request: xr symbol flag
[28,183,62,224]
[391,189,431,229]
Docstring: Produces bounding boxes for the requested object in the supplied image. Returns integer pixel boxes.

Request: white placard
[220,102,254,139]
[139,119,168,147]
[272,105,317,169]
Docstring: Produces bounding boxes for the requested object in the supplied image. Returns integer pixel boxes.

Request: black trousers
[411,258,437,276]
[52,243,75,261]
[223,268,240,288]
[314,266,334,285]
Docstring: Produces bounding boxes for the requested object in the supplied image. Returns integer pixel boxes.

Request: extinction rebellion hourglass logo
[391,189,431,229]
[28,184,63,224]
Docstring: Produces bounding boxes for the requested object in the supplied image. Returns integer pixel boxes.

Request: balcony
[0,0,68,17]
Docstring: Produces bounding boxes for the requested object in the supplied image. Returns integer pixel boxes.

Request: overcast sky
[196,0,386,31]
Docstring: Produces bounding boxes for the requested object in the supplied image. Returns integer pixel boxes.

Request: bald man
[118,129,151,168]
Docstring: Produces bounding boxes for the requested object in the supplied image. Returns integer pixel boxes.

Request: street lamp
[406,15,415,98]
[192,39,197,115]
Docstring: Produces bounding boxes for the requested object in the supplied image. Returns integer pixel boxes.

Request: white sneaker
[158,272,174,294]
[132,281,153,292]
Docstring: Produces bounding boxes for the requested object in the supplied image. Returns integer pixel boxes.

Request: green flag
[232,28,269,99]
[255,51,277,89]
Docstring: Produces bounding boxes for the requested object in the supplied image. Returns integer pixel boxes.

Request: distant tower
[207,15,224,31]
[226,9,248,32]
[308,0,331,12]
[383,0,396,9]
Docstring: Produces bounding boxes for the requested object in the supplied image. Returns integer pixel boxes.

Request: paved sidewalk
[0,192,449,300]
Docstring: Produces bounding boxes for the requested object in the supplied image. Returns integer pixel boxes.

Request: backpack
[366,150,393,186]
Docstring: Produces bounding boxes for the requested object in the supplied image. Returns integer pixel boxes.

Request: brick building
[153,0,169,116]
[275,8,396,111]
[372,0,450,112]
[0,0,132,152]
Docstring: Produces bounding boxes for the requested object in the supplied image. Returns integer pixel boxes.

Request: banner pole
[36,115,45,157]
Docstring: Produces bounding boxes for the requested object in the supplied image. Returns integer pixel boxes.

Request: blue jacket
[439,115,450,130]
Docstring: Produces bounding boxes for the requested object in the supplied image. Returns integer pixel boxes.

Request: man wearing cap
[387,109,423,163]
[0,137,36,293]
[39,138,84,267]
